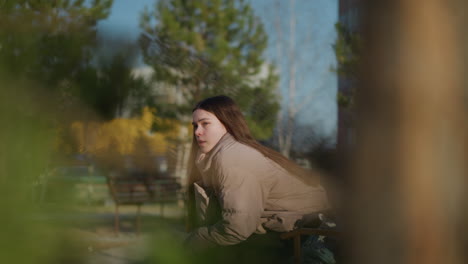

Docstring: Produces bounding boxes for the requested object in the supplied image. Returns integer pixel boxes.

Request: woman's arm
[186,157,266,246]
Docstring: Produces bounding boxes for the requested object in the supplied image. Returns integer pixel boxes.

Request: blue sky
[98,0,154,39]
[250,0,338,141]
[97,0,338,141]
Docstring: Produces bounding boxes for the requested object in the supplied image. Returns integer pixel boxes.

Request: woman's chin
[198,146,207,153]
[199,145,212,154]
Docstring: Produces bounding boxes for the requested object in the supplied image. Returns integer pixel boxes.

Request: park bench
[280,228,340,264]
[280,212,340,264]
[106,175,183,234]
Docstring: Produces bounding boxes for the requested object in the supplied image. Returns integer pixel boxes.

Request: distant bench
[106,175,183,234]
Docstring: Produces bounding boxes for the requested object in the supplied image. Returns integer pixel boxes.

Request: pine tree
[0,0,113,85]
[333,22,362,109]
[0,1,152,120]
[139,0,279,139]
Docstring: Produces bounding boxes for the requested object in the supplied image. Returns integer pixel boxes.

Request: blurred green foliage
[140,0,280,140]
[332,22,362,79]
[0,0,112,84]
[146,225,290,264]
[0,77,87,263]
[337,89,354,109]
[332,22,361,109]
[0,1,116,263]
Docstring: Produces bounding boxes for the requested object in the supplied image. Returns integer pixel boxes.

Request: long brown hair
[185,95,320,230]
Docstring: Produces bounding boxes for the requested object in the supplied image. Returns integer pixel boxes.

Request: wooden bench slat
[106,175,183,234]
[280,228,341,239]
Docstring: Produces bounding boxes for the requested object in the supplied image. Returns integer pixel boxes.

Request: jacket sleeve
[188,155,266,246]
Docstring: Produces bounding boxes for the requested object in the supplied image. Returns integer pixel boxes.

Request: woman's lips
[198,140,206,145]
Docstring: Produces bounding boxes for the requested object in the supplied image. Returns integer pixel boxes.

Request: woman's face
[192,109,227,153]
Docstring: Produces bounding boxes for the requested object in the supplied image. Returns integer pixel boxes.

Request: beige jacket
[190,133,329,245]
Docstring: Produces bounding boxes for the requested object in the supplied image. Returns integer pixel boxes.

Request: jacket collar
[195,132,235,174]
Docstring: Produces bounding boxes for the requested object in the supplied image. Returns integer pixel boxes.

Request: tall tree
[0,0,125,118]
[261,0,333,158]
[0,0,113,83]
[332,22,362,109]
[0,1,155,119]
[139,0,279,140]
[78,45,149,120]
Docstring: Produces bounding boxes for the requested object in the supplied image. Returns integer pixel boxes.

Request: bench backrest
[107,176,182,205]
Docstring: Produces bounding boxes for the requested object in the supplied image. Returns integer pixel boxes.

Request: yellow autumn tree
[58,107,181,172]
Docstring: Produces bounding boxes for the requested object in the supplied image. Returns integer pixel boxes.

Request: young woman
[185,95,329,247]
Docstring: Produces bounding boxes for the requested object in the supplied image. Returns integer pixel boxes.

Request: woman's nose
[195,126,202,136]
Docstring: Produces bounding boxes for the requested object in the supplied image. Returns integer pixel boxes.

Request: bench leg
[160,201,165,217]
[114,204,120,235]
[136,204,141,235]
[294,235,301,264]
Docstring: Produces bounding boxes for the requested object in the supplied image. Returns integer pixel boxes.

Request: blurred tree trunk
[273,0,319,158]
[349,0,468,263]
